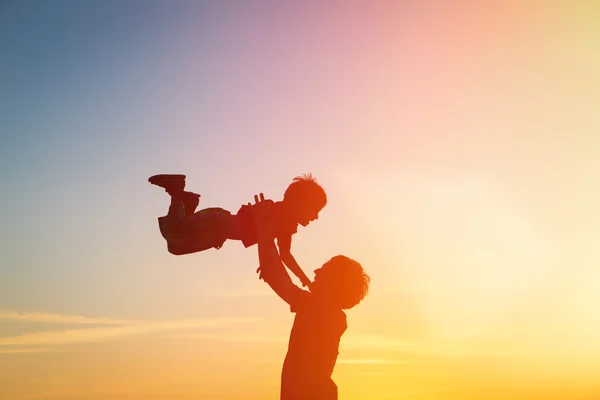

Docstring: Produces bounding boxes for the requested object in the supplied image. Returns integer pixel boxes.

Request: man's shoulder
[290,294,346,317]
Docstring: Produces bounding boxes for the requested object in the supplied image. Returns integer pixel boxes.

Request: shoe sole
[148,174,186,185]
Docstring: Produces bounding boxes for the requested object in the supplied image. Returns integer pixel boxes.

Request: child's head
[283,173,327,227]
[311,255,370,309]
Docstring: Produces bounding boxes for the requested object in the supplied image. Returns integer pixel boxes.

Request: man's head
[311,255,370,309]
[283,173,327,227]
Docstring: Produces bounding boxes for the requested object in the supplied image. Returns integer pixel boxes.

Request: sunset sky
[2,1,600,399]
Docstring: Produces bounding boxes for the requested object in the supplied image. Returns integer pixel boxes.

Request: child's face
[296,204,322,227]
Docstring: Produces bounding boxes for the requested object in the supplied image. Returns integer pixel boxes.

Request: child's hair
[283,173,327,211]
[323,255,370,309]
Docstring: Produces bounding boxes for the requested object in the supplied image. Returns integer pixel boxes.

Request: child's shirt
[280,291,347,399]
[236,202,298,248]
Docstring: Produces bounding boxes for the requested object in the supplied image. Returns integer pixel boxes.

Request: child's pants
[158,207,232,255]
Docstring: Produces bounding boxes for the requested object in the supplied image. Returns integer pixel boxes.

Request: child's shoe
[149,174,186,195]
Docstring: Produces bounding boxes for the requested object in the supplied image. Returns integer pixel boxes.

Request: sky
[1,1,600,399]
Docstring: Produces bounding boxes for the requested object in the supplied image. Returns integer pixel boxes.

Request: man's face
[311,267,325,293]
[311,264,335,294]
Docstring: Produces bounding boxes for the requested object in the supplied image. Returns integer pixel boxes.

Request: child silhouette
[149,173,326,287]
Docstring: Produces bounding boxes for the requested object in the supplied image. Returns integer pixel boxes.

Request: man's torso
[280,295,347,399]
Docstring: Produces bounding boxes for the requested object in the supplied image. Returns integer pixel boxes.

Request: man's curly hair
[323,255,370,309]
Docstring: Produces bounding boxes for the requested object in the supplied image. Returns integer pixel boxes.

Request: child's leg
[149,173,200,222]
[168,194,186,220]
[167,191,201,230]
[168,207,233,254]
[150,174,203,254]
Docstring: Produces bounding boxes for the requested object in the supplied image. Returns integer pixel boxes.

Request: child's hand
[250,193,274,237]
[300,276,313,290]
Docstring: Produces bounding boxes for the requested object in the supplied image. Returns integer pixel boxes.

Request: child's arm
[277,235,312,288]
[253,196,308,307]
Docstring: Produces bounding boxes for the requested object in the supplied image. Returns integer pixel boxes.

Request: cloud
[0,347,54,354]
[167,332,287,344]
[202,289,272,298]
[174,332,534,360]
[343,334,418,351]
[0,310,140,325]
[337,358,408,365]
[0,310,264,351]
[342,333,541,359]
[257,358,410,366]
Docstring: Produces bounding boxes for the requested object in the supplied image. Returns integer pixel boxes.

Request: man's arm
[277,235,312,288]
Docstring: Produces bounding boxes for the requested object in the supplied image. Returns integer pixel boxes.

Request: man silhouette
[251,193,370,400]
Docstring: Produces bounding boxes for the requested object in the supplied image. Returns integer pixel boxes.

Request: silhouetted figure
[149,174,326,287]
[251,193,370,400]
